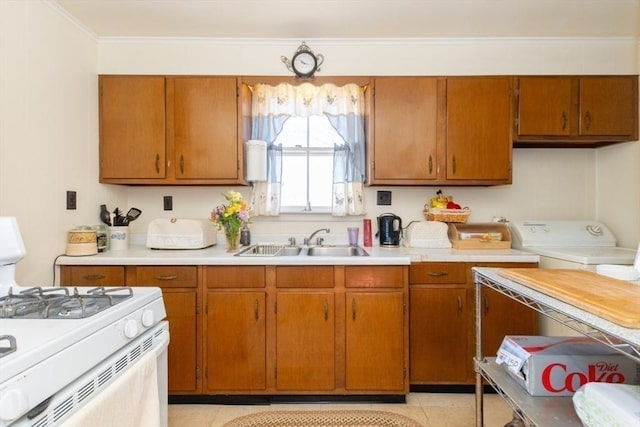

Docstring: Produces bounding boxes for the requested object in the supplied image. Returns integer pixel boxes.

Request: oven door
[12,321,169,427]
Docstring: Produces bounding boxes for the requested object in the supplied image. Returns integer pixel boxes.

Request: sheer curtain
[250,82,366,216]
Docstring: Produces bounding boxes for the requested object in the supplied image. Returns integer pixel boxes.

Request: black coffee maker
[377,213,402,247]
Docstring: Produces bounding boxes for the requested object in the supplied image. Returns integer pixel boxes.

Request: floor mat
[222,410,425,427]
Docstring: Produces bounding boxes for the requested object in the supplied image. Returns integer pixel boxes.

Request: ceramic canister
[66,227,97,256]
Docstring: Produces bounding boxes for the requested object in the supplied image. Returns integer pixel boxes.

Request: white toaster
[404,221,452,248]
[146,218,217,249]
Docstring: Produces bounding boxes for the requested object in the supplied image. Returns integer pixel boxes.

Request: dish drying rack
[235,244,286,256]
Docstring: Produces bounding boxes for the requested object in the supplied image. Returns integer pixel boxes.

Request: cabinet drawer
[205,266,265,288]
[61,266,125,286]
[345,266,406,288]
[131,266,197,288]
[410,262,466,284]
[276,266,334,288]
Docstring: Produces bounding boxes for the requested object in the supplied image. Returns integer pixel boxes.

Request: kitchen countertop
[55,244,539,266]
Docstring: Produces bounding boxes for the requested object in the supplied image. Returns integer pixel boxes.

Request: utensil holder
[109,226,129,251]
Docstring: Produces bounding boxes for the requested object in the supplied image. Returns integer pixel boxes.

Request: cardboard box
[496,335,639,396]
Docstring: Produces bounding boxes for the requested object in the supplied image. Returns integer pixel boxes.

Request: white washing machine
[510,220,639,335]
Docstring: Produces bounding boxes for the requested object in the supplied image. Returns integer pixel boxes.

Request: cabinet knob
[561,111,567,130]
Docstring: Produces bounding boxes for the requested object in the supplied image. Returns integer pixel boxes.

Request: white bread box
[404,221,451,248]
[146,218,217,249]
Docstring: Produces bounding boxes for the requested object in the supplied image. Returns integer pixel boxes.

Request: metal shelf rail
[473,267,640,427]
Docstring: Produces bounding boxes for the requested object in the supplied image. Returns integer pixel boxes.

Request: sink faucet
[304,228,330,246]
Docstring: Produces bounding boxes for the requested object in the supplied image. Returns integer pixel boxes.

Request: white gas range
[0,217,169,427]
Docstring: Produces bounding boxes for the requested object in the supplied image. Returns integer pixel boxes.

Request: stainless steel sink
[235,244,368,257]
[306,245,369,257]
[279,246,303,256]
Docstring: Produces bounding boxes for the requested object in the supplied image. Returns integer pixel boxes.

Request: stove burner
[0,286,133,319]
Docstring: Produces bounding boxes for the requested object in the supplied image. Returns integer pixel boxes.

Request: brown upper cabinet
[369,76,512,186]
[515,76,639,146]
[99,75,244,184]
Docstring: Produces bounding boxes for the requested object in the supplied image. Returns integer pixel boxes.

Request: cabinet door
[164,290,199,393]
[345,291,405,391]
[480,287,539,356]
[207,291,266,391]
[371,77,439,184]
[99,76,166,181]
[275,292,335,391]
[169,77,240,181]
[410,286,468,384]
[517,77,575,136]
[580,76,637,137]
[446,77,512,182]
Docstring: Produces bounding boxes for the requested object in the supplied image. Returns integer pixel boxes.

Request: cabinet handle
[352,298,357,321]
[323,299,329,321]
[428,155,433,175]
[179,155,185,175]
[83,274,105,281]
[584,111,592,130]
[155,275,178,281]
[483,294,489,315]
[154,154,160,174]
[452,155,457,175]
[254,299,259,321]
[457,296,463,315]
[561,111,567,130]
[427,271,448,277]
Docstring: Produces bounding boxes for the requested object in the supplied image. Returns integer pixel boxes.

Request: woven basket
[423,207,470,223]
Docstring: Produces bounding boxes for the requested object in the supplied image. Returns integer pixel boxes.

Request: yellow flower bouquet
[210,191,251,251]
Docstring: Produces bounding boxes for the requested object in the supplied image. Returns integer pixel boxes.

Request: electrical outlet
[66,191,76,210]
[376,190,392,206]
[163,196,173,211]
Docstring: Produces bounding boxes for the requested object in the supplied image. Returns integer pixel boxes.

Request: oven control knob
[141,309,155,327]
[123,318,139,339]
[0,389,28,422]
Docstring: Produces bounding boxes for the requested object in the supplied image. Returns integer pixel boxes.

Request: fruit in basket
[430,190,463,210]
[429,190,449,208]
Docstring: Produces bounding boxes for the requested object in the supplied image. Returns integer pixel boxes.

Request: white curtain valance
[252,83,365,117]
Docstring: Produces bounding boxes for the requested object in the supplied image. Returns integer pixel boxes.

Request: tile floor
[168,393,514,426]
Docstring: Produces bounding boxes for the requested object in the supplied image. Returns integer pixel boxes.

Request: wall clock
[281,42,324,79]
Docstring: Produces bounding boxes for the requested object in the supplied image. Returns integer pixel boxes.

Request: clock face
[292,51,317,77]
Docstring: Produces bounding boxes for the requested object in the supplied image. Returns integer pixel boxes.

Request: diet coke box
[496,335,638,396]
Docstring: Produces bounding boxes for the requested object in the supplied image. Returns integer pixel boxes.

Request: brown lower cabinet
[203,264,409,395]
[63,260,533,393]
[60,265,201,394]
[409,262,539,385]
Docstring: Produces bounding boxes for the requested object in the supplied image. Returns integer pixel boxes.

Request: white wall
[0,1,638,285]
[0,1,126,284]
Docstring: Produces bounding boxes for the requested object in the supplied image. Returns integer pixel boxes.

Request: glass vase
[224,227,240,252]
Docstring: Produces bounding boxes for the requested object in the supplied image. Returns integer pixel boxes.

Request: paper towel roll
[245,140,267,182]
[634,242,640,273]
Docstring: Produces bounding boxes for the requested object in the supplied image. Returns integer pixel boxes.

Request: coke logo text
[541,362,625,393]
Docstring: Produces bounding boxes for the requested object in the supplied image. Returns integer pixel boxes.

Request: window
[277,116,344,212]
[250,82,366,217]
